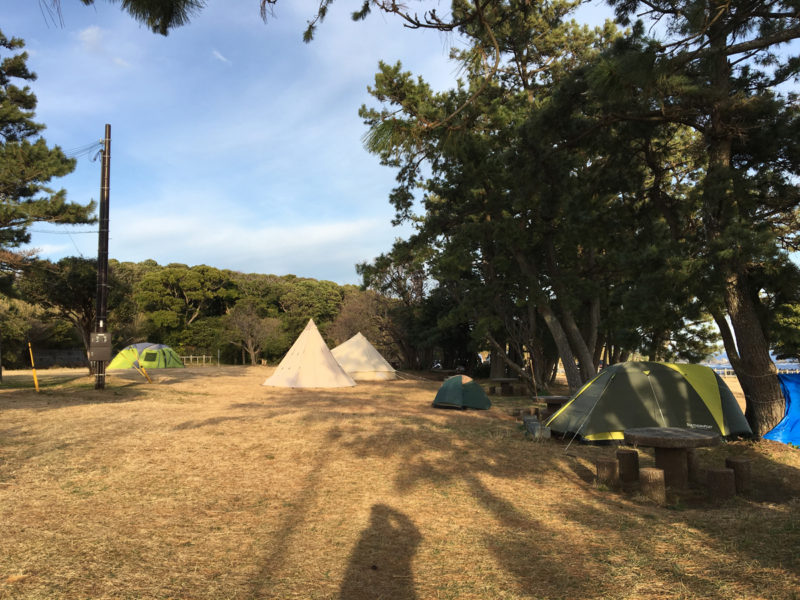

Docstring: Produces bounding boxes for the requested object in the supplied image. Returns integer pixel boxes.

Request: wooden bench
[490,378,519,396]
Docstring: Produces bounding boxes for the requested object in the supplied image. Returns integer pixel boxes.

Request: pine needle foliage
[0,30,95,279]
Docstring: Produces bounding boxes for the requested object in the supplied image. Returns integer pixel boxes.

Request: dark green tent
[432,375,491,410]
[545,361,751,442]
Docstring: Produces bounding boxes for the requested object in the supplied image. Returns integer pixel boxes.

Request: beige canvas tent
[332,332,397,381]
[263,319,356,388]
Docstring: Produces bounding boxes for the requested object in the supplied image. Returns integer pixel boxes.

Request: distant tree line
[3,255,504,373]
[3,253,724,375]
[2,258,400,368]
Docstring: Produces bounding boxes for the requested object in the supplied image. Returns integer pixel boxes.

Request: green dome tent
[432,375,491,410]
[545,362,751,442]
[107,343,185,371]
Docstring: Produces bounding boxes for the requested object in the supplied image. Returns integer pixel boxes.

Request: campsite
[4,2,800,599]
[1,365,799,600]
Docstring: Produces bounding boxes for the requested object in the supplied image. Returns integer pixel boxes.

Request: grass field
[1,366,799,599]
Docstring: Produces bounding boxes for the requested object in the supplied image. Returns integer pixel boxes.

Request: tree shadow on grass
[338,504,421,600]
[0,372,88,389]
[333,414,605,598]
[329,407,800,598]
[554,491,800,598]
[106,366,217,384]
[462,473,603,598]
[0,380,148,412]
[172,415,250,430]
[248,426,342,598]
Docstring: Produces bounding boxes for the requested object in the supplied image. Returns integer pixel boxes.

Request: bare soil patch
[1,367,798,599]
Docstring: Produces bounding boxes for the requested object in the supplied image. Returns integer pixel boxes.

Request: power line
[27,229,99,234]
[63,140,104,160]
[68,230,84,257]
[37,0,64,28]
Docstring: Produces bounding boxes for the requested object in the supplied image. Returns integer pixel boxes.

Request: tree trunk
[593,331,606,368]
[538,302,582,391]
[246,341,258,366]
[700,23,783,437]
[548,361,558,383]
[390,324,416,370]
[724,271,784,437]
[71,318,95,375]
[486,333,534,388]
[561,307,597,381]
[512,248,585,390]
[489,348,506,379]
[587,298,601,367]
[525,303,547,391]
[544,239,597,381]
[648,330,665,362]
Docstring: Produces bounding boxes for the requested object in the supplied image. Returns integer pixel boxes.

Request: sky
[3,0,613,285]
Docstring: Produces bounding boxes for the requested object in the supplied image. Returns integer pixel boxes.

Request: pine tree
[592,0,800,435]
[0,30,95,281]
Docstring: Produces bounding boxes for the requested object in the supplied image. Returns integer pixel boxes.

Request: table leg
[654,447,689,489]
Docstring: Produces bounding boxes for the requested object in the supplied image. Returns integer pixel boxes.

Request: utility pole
[91,124,112,389]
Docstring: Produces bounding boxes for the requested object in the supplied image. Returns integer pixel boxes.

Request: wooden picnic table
[537,395,571,411]
[624,427,720,489]
[490,377,519,395]
[535,395,570,420]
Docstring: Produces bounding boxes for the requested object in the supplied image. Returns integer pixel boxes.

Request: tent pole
[564,373,617,452]
[647,375,667,426]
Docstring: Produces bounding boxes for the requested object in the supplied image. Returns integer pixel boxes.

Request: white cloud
[77,25,104,53]
[14,0,452,283]
[98,209,396,282]
[26,243,73,256]
[212,49,230,64]
[74,24,135,70]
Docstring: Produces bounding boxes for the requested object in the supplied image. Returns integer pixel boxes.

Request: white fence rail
[713,368,800,377]
[180,355,215,366]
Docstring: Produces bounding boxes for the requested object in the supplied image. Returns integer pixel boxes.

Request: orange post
[138,366,153,383]
[27,342,40,392]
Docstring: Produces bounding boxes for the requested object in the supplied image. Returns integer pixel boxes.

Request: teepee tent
[107,343,184,370]
[432,375,491,410]
[331,332,396,381]
[545,362,751,442]
[263,319,356,388]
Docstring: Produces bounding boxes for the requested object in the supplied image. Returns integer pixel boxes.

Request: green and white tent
[107,343,185,370]
[545,361,751,442]
[432,375,491,410]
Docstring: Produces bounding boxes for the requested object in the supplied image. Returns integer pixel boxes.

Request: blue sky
[4,0,612,284]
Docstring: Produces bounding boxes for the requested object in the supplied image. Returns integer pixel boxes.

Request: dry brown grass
[1,367,799,599]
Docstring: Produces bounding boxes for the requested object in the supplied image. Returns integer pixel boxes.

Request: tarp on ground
[764,373,800,445]
[331,332,396,381]
[432,375,491,410]
[545,361,751,442]
[262,319,356,388]
[107,343,184,370]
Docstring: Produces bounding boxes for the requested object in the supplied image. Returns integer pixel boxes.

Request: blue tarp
[764,374,800,445]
